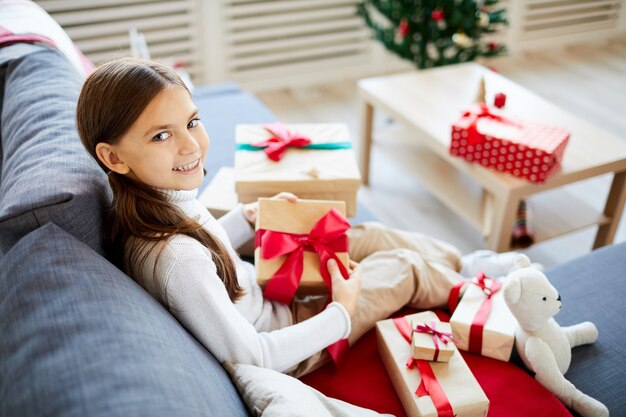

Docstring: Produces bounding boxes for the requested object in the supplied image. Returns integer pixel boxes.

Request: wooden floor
[257,36,626,269]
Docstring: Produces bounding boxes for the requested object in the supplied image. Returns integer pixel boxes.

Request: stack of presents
[199,80,571,416]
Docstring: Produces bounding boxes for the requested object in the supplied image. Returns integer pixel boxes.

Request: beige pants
[289,222,464,377]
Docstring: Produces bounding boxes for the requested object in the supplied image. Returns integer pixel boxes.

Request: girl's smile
[173,158,201,174]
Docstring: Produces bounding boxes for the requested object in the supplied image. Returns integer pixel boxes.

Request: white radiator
[210,0,373,91]
[519,0,621,42]
[35,0,203,81]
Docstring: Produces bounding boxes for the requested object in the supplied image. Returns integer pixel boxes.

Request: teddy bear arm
[562,322,598,348]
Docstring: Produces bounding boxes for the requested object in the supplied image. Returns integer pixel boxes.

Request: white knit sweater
[129,189,350,373]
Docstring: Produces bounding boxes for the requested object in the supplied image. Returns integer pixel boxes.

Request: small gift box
[448,273,517,362]
[376,311,489,417]
[254,198,351,304]
[235,123,362,217]
[449,103,570,183]
[411,320,456,363]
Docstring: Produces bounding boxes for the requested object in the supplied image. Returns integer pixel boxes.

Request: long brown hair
[76,57,243,303]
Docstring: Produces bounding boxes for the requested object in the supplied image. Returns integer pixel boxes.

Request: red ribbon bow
[414,322,458,362]
[256,208,350,304]
[393,317,454,417]
[448,272,501,355]
[251,122,312,161]
[462,103,521,145]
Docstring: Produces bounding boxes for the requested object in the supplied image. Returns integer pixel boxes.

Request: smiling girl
[76,57,520,377]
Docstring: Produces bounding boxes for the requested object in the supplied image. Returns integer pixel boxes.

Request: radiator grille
[35,0,202,80]
[219,0,372,90]
[520,0,621,40]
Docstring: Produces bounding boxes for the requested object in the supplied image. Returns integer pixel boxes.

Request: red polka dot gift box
[450,103,570,183]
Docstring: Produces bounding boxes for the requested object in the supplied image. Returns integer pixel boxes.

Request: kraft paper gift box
[449,274,517,362]
[449,103,570,183]
[235,123,362,217]
[254,198,351,303]
[411,319,456,363]
[376,311,489,417]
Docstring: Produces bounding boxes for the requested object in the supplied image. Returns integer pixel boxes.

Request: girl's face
[106,86,209,190]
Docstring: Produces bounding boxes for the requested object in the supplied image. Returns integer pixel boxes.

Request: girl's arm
[162,240,350,373]
[217,203,254,250]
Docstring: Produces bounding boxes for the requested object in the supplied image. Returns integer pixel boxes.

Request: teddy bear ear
[503,276,522,305]
[512,254,531,270]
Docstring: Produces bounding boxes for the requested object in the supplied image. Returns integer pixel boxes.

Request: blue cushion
[0,223,248,417]
[545,241,626,416]
[0,46,110,255]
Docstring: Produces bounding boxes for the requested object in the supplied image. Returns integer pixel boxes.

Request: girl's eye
[188,118,200,128]
[152,131,171,142]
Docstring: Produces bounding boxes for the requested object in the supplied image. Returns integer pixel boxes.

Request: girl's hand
[243,192,298,224]
[328,259,361,317]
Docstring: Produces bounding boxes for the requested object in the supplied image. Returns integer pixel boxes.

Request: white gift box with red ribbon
[448,273,517,362]
[235,123,361,217]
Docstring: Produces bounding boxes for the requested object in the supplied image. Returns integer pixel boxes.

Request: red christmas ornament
[431,9,445,22]
[487,41,499,52]
[494,92,506,108]
[397,19,409,39]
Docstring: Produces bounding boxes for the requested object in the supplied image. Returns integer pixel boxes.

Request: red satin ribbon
[256,208,350,304]
[393,317,454,417]
[251,122,312,161]
[447,272,501,355]
[256,208,351,366]
[461,103,522,145]
[414,322,458,362]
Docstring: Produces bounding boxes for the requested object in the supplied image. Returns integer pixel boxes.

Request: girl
[76,57,518,377]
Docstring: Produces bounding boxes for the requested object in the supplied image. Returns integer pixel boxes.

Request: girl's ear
[95,142,130,174]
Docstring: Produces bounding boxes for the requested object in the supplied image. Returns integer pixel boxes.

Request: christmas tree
[358,0,507,69]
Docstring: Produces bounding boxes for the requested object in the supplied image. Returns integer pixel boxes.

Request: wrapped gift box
[254,198,351,303]
[449,103,570,183]
[235,123,361,217]
[449,275,517,361]
[411,319,456,363]
[376,311,489,417]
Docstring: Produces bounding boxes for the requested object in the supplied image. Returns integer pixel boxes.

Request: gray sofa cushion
[0,46,110,255]
[0,222,248,417]
[545,241,626,416]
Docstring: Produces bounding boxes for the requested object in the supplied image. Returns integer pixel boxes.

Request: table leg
[360,101,374,186]
[485,191,520,252]
[593,170,626,249]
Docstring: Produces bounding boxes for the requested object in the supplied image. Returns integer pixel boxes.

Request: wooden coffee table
[358,63,626,252]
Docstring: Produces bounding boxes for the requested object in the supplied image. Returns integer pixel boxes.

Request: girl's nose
[179,132,200,154]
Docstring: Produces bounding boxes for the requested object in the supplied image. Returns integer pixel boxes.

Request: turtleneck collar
[160,188,199,203]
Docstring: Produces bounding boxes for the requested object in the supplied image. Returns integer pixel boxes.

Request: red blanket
[301,309,571,417]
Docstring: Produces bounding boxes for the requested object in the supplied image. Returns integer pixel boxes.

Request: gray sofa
[1,46,623,417]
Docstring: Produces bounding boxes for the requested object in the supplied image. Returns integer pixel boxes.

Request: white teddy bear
[503,254,609,417]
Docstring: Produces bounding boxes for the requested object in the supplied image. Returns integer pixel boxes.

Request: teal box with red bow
[449,104,570,183]
[235,123,361,216]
